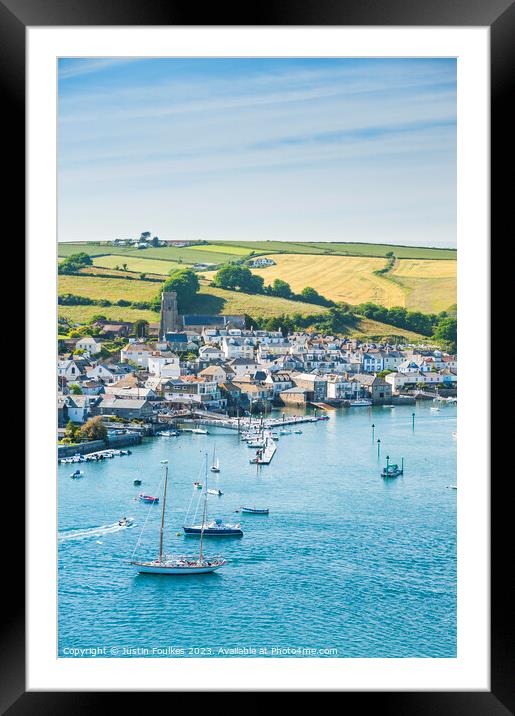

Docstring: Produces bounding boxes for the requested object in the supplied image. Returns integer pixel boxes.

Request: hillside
[247,254,456,314]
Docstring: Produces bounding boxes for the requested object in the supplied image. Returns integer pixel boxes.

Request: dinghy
[138,493,159,504]
[241,507,269,515]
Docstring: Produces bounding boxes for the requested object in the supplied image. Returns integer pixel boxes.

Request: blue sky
[58,58,456,247]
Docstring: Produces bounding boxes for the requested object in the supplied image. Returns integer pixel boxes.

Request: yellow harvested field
[391,259,456,313]
[250,254,456,313]
[251,254,406,308]
[392,259,456,278]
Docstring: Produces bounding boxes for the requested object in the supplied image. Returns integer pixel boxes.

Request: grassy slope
[58,242,247,265]
[387,259,457,313]
[211,240,456,260]
[92,255,181,275]
[57,272,428,340]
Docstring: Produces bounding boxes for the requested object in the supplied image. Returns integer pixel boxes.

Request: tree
[69,383,83,394]
[133,319,148,338]
[58,252,93,274]
[65,419,80,441]
[269,278,292,299]
[158,268,200,312]
[151,236,160,247]
[300,286,333,307]
[433,317,457,349]
[77,416,108,442]
[140,231,151,241]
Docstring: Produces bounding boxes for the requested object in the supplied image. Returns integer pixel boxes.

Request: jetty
[159,409,318,433]
[250,435,277,465]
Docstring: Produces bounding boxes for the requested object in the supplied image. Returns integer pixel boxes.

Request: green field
[211,240,456,260]
[57,271,430,341]
[92,255,180,275]
[58,242,248,265]
[59,275,160,302]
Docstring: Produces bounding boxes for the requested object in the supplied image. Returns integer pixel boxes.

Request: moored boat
[184,519,243,537]
[210,444,220,473]
[138,493,159,504]
[184,456,243,538]
[240,507,269,515]
[381,456,404,478]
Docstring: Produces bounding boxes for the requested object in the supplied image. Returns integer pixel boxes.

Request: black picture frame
[4,0,510,710]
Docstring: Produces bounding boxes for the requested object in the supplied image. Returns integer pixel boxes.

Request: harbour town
[58,290,457,657]
[56,57,457,660]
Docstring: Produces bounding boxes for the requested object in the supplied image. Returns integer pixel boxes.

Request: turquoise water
[58,403,456,658]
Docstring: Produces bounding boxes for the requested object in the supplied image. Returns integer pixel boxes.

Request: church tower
[159,290,180,339]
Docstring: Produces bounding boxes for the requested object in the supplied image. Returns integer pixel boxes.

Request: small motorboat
[160,430,179,437]
[191,428,208,434]
[241,507,269,515]
[279,429,291,435]
[207,488,223,496]
[118,517,134,527]
[133,479,142,486]
[70,470,83,479]
[193,482,203,489]
[138,493,159,504]
[348,400,371,408]
[446,485,457,490]
[293,430,302,434]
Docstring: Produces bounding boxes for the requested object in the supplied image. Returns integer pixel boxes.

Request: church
[158,290,246,340]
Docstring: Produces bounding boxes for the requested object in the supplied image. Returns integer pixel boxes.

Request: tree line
[212,263,334,307]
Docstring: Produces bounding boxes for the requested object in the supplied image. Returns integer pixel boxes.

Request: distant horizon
[57,237,456,251]
[59,58,456,248]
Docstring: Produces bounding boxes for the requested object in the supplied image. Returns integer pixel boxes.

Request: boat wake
[59,520,135,542]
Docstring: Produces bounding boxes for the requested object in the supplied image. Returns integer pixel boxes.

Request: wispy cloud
[58,58,456,247]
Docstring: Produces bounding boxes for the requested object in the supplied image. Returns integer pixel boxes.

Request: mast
[199,453,208,562]
[159,461,169,562]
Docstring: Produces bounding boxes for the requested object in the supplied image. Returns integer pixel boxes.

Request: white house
[326,374,358,400]
[147,353,181,379]
[248,257,275,268]
[198,344,225,362]
[58,359,83,381]
[75,336,104,356]
[221,336,254,360]
[120,342,155,368]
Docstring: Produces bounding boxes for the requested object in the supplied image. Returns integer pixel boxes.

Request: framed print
[3,0,512,709]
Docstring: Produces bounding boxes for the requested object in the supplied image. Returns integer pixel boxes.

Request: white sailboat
[210,444,220,473]
[130,460,226,575]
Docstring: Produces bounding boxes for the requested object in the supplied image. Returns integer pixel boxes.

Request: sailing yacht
[130,460,226,575]
[210,444,220,473]
[184,456,243,537]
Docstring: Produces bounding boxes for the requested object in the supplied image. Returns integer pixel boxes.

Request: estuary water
[58,402,457,658]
